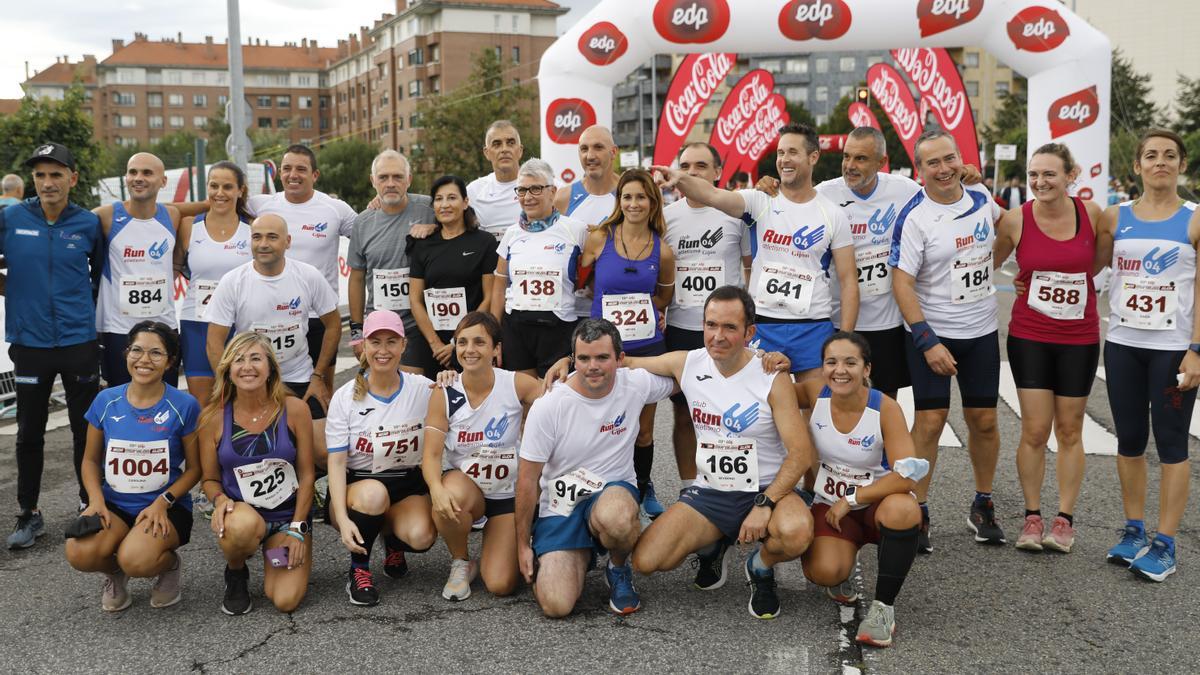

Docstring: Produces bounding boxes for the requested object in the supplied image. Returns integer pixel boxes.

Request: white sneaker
[441,559,478,601]
[150,551,182,608]
[102,570,131,612]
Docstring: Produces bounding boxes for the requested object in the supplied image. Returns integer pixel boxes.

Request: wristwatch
[289,521,310,535]
[844,486,858,508]
[160,491,176,506]
[1189,343,1200,355]
[753,492,776,510]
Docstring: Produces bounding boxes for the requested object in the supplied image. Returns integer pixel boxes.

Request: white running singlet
[497,215,588,322]
[324,371,434,477]
[443,369,523,500]
[809,387,890,508]
[180,216,252,321]
[467,172,521,239]
[98,203,178,333]
[247,191,356,298]
[664,200,750,330]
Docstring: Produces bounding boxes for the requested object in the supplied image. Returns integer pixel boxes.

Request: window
[148,115,163,129]
[119,70,133,83]
[320,116,329,130]
[381,120,388,133]
[113,92,135,106]
[494,46,502,61]
[167,71,182,85]
[217,95,228,107]
[839,85,853,100]
[430,76,440,94]
[867,55,884,67]
[396,117,403,130]
[995,81,1011,95]
[964,51,980,68]
[277,118,290,129]
[319,96,329,109]
[408,48,424,66]
[297,75,312,86]
[965,80,979,97]
[117,137,138,147]
[191,72,205,84]
[408,80,422,97]
[193,94,207,107]
[494,13,501,30]
[511,46,520,64]
[169,115,184,129]
[409,112,421,128]
[784,86,808,103]
[298,96,313,109]
[168,93,183,107]
[815,86,828,102]
[785,57,808,74]
[257,117,272,129]
[256,95,271,108]
[429,44,440,63]
[758,59,781,73]
[193,116,207,128]
[512,14,519,31]
[815,58,829,74]
[839,56,856,72]
[276,95,291,108]
[114,114,136,128]
[147,93,163,107]
[299,117,313,129]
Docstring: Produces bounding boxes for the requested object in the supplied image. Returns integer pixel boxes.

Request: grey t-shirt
[347,193,435,328]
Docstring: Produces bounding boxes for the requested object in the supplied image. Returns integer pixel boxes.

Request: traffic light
[855,86,870,106]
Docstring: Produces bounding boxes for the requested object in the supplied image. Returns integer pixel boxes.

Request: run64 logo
[778,0,853,41]
[545,99,596,145]
[1048,86,1098,139]
[578,21,628,66]
[653,0,731,44]
[1006,5,1070,52]
[916,0,983,37]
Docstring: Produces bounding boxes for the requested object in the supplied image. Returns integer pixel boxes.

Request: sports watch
[844,486,859,508]
[753,492,776,510]
[289,521,310,535]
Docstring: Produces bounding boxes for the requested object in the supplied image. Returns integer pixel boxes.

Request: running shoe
[692,540,730,591]
[471,516,488,532]
[150,551,183,608]
[383,540,409,579]
[101,570,131,612]
[917,513,933,555]
[7,510,44,549]
[347,567,380,606]
[1014,514,1044,552]
[967,499,1006,545]
[605,561,641,615]
[313,476,329,523]
[193,490,214,521]
[743,555,780,620]
[640,481,665,520]
[1041,516,1075,553]
[1105,526,1148,567]
[442,558,479,601]
[856,600,897,648]
[825,579,861,606]
[221,565,252,615]
[1130,539,1176,582]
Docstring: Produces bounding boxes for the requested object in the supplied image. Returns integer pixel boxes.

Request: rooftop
[102,33,339,70]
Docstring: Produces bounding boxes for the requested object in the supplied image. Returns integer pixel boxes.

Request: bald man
[0,174,24,206]
[93,152,183,386]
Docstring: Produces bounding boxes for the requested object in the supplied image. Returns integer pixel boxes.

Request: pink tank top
[1009,197,1099,345]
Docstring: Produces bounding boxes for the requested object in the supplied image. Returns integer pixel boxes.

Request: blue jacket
[0,198,103,347]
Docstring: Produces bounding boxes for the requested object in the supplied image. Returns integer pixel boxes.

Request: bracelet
[311,372,327,381]
[283,529,305,542]
[910,321,941,353]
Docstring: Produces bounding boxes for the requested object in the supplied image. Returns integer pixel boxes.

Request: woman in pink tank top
[992,143,1104,555]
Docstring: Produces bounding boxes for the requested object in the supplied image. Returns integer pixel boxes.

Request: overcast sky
[1,0,603,99]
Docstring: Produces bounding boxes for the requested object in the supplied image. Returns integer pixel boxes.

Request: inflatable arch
[538,0,1112,201]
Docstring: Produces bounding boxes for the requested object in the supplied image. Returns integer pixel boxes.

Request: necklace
[237,400,274,424]
[617,224,651,273]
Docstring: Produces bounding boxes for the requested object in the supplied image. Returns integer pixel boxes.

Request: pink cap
[363,310,406,338]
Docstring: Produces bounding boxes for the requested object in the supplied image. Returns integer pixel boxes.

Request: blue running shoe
[1105,526,1148,567]
[640,481,665,520]
[1130,539,1176,582]
[605,561,641,615]
[744,555,781,620]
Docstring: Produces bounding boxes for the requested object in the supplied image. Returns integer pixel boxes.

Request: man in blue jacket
[0,143,103,549]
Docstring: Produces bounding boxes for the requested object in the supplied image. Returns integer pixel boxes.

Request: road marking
[896,388,963,447]
[998,362,1118,456]
[765,646,810,675]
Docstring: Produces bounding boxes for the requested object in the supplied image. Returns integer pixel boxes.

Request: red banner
[846,103,890,172]
[728,95,790,181]
[890,48,981,169]
[867,63,921,168]
[708,69,775,168]
[654,53,737,166]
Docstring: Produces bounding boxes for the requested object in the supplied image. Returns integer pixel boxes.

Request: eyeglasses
[127,346,168,363]
[514,184,552,197]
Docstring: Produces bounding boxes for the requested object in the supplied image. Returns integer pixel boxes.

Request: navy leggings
[1104,341,1195,464]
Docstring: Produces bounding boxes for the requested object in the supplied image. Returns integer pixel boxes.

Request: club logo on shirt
[722,402,760,433]
[599,412,627,435]
[543,243,568,253]
[123,239,169,262]
[484,415,511,441]
[848,433,876,449]
[276,297,302,311]
[1142,246,1180,276]
[154,410,170,424]
[147,239,170,260]
[791,224,825,251]
[954,222,989,250]
[867,205,897,236]
[677,228,725,252]
[226,240,249,251]
[692,406,721,428]
[301,222,329,239]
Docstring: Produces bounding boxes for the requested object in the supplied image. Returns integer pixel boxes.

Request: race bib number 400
[373,268,411,311]
[119,275,169,317]
[105,439,171,494]
[459,447,518,495]
[603,293,655,341]
[425,286,468,331]
[234,458,299,510]
[1116,277,1178,331]
[675,262,725,307]
[755,264,815,315]
[1027,271,1087,320]
[697,437,759,492]
[510,265,564,312]
[547,467,607,516]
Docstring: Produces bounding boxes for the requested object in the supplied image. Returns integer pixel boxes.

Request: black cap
[24,143,76,170]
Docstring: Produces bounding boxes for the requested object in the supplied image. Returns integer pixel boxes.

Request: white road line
[998,362,1118,456]
[1096,366,1200,441]
[896,388,963,447]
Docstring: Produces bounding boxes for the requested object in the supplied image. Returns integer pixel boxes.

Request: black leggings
[1104,341,1195,464]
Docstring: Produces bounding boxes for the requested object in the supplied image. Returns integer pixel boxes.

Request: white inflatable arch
[539,0,1111,201]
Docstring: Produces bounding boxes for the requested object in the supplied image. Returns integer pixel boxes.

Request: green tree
[315,137,380,211]
[981,90,1028,180]
[0,85,107,207]
[1111,48,1161,134]
[1174,74,1200,136]
[414,48,538,192]
[815,95,855,181]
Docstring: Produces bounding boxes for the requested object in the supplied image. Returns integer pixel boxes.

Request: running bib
[1116,277,1178,331]
[950,249,994,304]
[602,293,655,341]
[425,287,468,331]
[459,447,518,495]
[234,458,299,510]
[855,245,891,297]
[119,275,169,317]
[675,262,725,307]
[373,268,411,311]
[193,279,219,320]
[252,321,305,362]
[756,263,815,315]
[696,437,759,492]
[104,439,171,494]
[815,461,873,508]
[510,265,563,312]
[370,420,423,473]
[547,467,606,516]
[1028,271,1087,321]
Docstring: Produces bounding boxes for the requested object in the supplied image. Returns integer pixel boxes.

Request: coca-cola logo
[1006,6,1069,52]
[653,0,731,44]
[715,72,772,146]
[778,0,853,41]
[578,21,629,66]
[848,102,878,130]
[1048,86,1098,139]
[916,0,984,37]
[893,49,968,131]
[545,98,597,145]
[663,53,735,138]
[868,65,920,143]
[734,97,787,159]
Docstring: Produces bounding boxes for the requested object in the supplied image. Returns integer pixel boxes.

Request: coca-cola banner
[867,63,921,167]
[708,69,775,168]
[653,53,737,166]
[891,48,981,169]
[727,94,790,181]
[538,0,1112,201]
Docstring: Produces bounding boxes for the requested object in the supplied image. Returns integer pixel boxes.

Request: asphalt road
[2,280,1197,674]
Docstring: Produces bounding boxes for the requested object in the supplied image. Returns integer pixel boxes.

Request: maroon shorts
[811,500,882,547]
